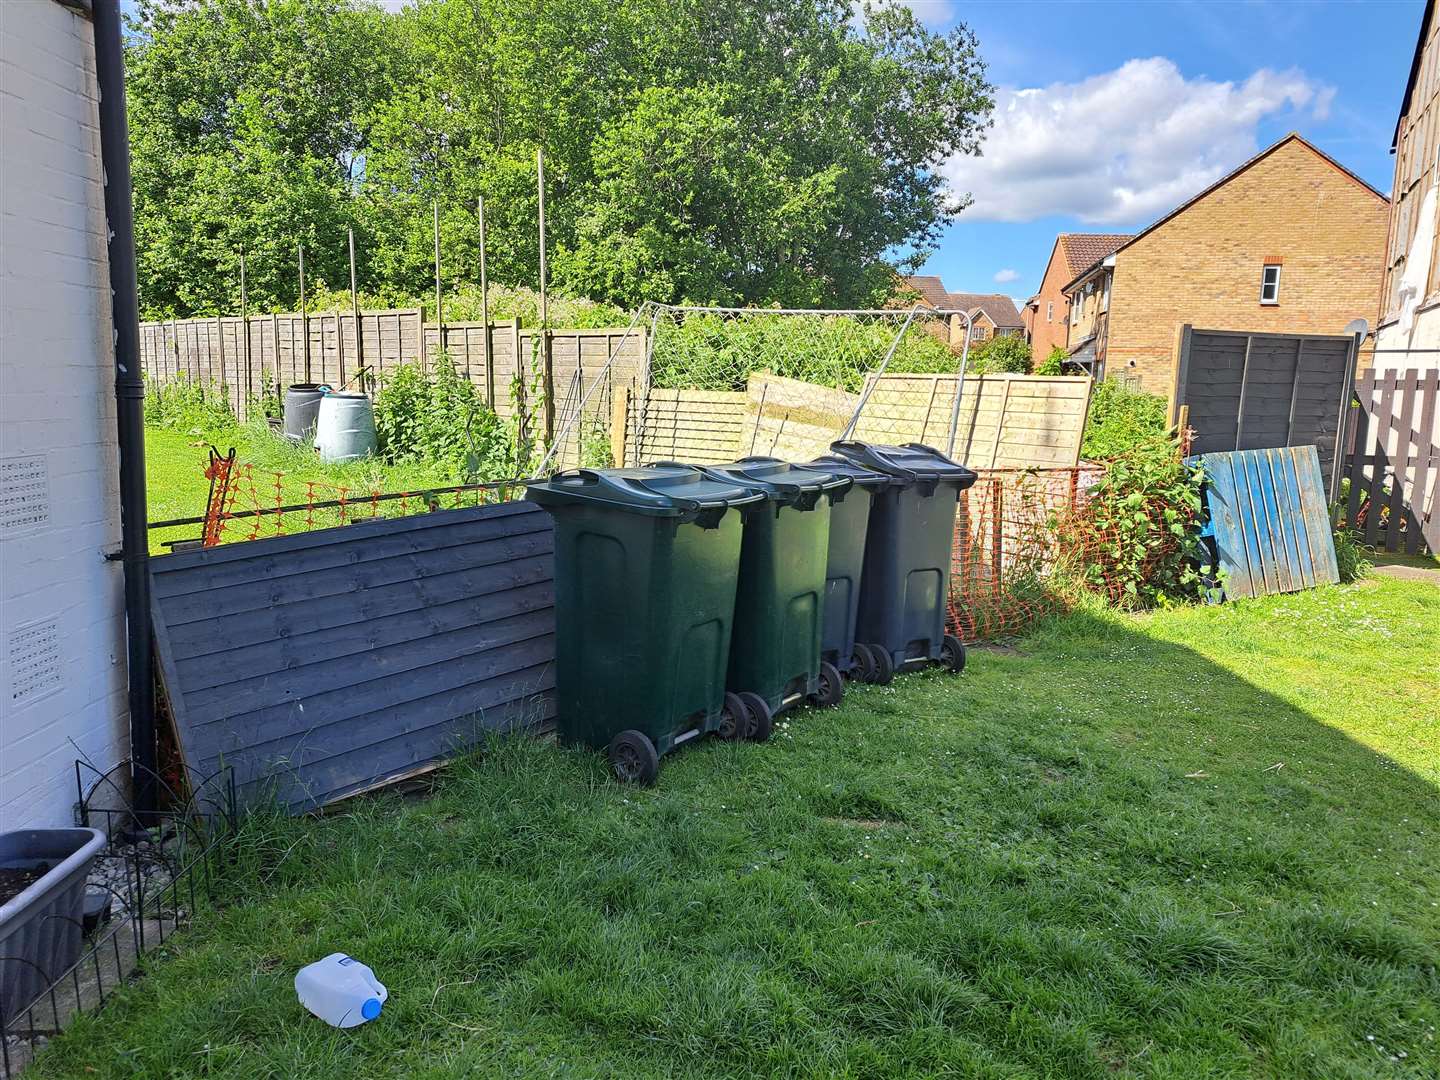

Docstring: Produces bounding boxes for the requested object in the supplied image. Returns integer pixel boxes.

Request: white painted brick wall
[0,0,129,831]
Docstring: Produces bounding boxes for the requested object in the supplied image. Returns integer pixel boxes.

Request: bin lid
[828,441,978,489]
[525,465,764,518]
[690,457,852,505]
[806,454,903,491]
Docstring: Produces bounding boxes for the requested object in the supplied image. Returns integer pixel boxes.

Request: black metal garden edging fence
[1,762,237,1078]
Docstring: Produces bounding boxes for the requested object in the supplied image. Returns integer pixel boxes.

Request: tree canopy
[124,0,993,318]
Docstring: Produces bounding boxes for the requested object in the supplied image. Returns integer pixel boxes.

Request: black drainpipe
[92,0,157,817]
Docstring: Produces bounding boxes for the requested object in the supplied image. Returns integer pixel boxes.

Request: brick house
[1022,234,1131,358]
[1060,134,1389,395]
[1375,0,1440,365]
[901,275,1024,347]
[1,1,132,829]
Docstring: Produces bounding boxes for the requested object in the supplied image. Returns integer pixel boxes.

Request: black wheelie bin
[525,466,763,784]
[805,453,906,685]
[828,442,978,676]
[684,458,850,737]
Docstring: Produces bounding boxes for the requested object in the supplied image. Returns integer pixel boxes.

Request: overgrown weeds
[1080,380,1170,460]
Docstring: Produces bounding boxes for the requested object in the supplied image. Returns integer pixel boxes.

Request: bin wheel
[850,644,877,683]
[940,634,967,674]
[716,692,747,741]
[808,661,844,708]
[607,730,659,785]
[738,692,773,742]
[868,644,896,686]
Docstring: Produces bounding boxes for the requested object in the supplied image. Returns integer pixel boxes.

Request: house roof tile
[1058,234,1132,277]
[900,277,1023,328]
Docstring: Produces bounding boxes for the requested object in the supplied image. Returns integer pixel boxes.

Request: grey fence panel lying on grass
[150,503,556,812]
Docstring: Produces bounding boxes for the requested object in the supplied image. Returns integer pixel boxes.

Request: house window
[1260,264,1281,305]
[1046,302,1053,322]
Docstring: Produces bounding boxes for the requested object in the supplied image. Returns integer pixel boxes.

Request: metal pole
[946,315,975,457]
[842,304,922,440]
[479,196,493,407]
[93,0,156,815]
[433,199,443,340]
[537,150,548,329]
[537,148,553,442]
[349,226,365,392]
[239,250,250,423]
[299,242,309,382]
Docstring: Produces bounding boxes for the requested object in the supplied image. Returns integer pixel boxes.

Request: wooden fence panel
[626,389,747,465]
[1172,327,1357,488]
[150,503,555,812]
[610,373,1093,470]
[1197,445,1338,600]
[1339,368,1440,553]
[739,373,857,461]
[140,311,645,457]
[853,374,1092,468]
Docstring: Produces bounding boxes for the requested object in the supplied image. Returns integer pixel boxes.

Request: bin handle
[829,441,918,482]
[551,468,605,483]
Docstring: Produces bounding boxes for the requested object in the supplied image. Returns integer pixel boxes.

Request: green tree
[125,0,994,316]
[124,0,397,316]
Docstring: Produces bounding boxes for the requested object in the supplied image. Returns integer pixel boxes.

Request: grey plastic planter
[0,828,106,1025]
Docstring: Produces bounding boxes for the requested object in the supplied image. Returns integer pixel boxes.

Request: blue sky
[913,0,1420,302]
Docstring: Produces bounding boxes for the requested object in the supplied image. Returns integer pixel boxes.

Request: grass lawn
[144,422,467,553]
[34,578,1439,1078]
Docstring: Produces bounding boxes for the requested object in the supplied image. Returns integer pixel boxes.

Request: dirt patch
[969,642,1027,657]
[0,862,51,905]
[1372,562,1440,586]
[823,816,906,831]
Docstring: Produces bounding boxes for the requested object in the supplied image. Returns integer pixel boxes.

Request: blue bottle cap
[361,997,382,1020]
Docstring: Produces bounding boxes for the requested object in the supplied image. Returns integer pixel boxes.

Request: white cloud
[993,268,1019,284]
[943,58,1335,226]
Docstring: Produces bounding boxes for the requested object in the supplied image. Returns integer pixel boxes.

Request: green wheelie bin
[805,453,906,686]
[525,466,764,784]
[828,442,978,676]
[685,458,851,736]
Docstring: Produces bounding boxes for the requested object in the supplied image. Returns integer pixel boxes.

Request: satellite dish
[1344,317,1370,340]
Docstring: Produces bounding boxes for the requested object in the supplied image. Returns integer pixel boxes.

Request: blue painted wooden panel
[151,503,555,811]
[1196,446,1338,600]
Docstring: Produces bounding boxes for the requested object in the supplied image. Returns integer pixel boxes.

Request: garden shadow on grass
[25,584,1440,1079]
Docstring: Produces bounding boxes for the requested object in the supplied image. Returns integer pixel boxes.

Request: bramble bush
[648,312,959,392]
[965,334,1031,375]
[1080,379,1169,460]
[1060,433,1207,608]
[372,359,514,482]
[1034,346,1066,376]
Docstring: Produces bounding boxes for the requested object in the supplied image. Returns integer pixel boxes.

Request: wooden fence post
[1408,369,1440,554]
[611,384,629,468]
[990,479,1004,586]
[215,314,227,411]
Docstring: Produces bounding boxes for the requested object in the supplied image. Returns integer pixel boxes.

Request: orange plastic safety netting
[947,462,1195,642]
[197,447,521,548]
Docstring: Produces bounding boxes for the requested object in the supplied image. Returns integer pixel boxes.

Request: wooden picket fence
[1337,368,1440,554]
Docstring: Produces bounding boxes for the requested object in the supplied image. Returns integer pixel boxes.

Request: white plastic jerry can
[295,953,388,1028]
